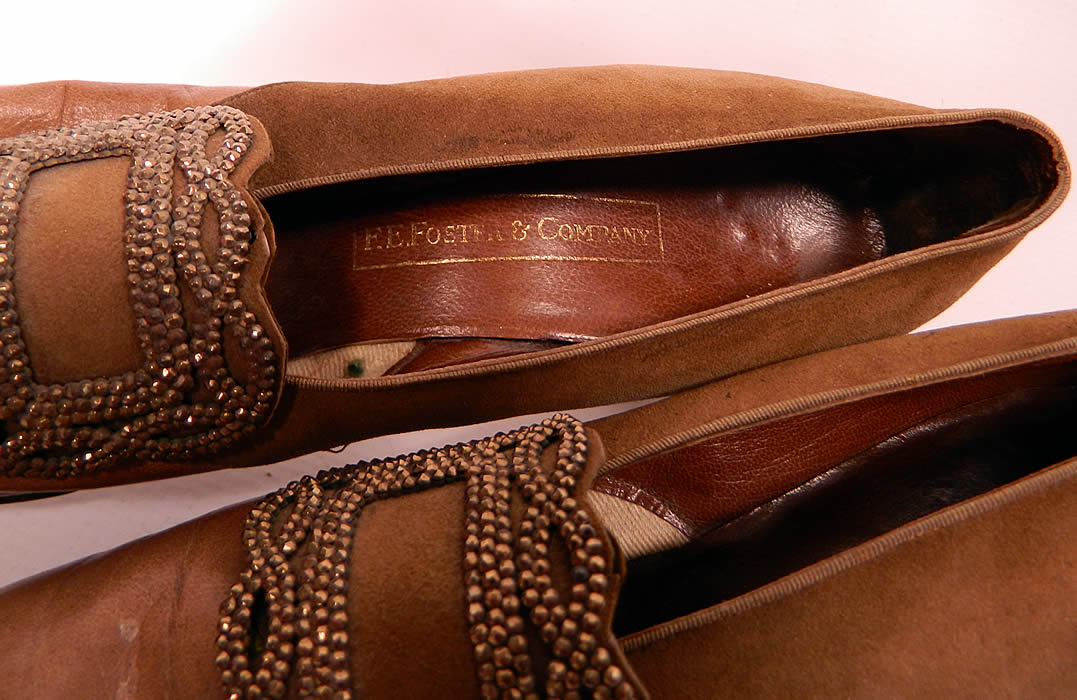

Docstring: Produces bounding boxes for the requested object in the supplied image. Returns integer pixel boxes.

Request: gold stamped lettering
[363,227,382,251]
[362,219,655,255]
[535,217,556,240]
[409,221,426,247]
[354,195,662,269]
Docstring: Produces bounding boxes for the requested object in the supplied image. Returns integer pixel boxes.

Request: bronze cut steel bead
[217,415,641,699]
[0,106,279,478]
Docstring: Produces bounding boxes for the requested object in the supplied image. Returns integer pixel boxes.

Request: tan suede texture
[622,457,1077,698]
[349,482,480,698]
[0,502,247,698]
[593,309,1077,463]
[345,429,642,698]
[0,427,640,698]
[17,157,141,381]
[0,66,1068,488]
[223,66,935,197]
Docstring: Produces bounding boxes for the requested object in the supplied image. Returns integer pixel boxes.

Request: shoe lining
[264,121,1055,377]
[608,359,1077,636]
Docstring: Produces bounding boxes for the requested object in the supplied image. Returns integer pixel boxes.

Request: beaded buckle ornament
[0,106,279,478]
[218,414,642,700]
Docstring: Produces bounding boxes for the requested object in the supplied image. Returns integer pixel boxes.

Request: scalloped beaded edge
[218,414,641,700]
[0,106,279,478]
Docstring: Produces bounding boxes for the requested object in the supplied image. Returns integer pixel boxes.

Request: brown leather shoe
[0,66,1068,490]
[2,310,1073,696]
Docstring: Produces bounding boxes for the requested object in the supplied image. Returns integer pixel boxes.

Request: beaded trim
[0,107,279,478]
[218,414,641,699]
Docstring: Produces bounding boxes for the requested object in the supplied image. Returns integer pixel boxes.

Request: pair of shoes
[0,65,1067,490]
[1,311,1074,697]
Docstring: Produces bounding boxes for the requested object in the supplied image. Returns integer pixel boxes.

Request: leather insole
[263,123,1050,372]
[607,359,1077,635]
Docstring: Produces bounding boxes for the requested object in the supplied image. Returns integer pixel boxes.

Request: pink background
[1,1,1074,586]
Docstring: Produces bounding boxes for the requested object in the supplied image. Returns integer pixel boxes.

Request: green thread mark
[346,359,364,378]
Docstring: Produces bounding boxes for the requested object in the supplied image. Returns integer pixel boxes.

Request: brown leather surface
[265,119,1047,363]
[595,356,1076,538]
[0,501,248,698]
[266,142,885,359]
[0,80,242,137]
